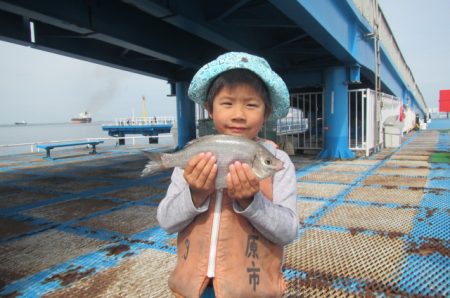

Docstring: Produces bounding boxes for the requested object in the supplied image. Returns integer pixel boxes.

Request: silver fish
[141,134,284,189]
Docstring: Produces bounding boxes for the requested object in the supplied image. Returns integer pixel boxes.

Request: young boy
[157,52,298,298]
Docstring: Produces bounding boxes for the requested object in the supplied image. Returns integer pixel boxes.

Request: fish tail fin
[142,151,162,162]
[141,151,166,177]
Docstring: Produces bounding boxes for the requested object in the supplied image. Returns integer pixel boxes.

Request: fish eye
[265,158,272,165]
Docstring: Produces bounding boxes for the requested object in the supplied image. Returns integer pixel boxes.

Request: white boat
[71,112,92,124]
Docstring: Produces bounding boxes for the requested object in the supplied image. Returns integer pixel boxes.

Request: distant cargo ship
[14,121,27,125]
[71,112,92,124]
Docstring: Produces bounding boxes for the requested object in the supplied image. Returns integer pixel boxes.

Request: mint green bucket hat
[188,52,290,119]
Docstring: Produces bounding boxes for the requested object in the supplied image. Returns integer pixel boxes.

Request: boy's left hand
[226,161,259,209]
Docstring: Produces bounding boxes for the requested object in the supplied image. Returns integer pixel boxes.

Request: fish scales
[163,136,257,168]
[142,135,283,189]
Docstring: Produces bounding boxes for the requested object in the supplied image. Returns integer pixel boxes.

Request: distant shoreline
[0,121,113,127]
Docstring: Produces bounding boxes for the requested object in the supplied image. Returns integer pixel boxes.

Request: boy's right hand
[183,152,217,208]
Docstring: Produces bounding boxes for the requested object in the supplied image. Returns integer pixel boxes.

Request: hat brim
[188,52,289,119]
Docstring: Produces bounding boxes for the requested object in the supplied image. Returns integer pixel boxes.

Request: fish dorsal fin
[183,139,203,149]
[184,138,201,148]
[183,135,212,148]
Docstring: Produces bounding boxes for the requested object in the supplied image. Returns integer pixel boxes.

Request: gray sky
[378,0,450,110]
[0,1,448,124]
[0,41,176,124]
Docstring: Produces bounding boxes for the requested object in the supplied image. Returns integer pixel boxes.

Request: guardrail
[113,116,176,126]
[0,135,175,155]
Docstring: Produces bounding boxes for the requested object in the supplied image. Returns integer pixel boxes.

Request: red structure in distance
[439,90,450,112]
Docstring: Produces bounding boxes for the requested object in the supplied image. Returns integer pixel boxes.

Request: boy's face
[208,84,267,139]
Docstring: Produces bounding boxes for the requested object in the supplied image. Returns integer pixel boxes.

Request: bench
[37,141,104,159]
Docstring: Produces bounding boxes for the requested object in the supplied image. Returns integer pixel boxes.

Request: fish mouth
[275,162,284,171]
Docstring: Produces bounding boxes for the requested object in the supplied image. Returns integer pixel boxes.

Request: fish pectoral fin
[250,156,263,179]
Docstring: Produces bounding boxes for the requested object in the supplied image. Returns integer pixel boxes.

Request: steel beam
[270,0,426,114]
[0,0,221,70]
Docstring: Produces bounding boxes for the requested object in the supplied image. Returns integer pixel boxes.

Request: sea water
[0,122,174,156]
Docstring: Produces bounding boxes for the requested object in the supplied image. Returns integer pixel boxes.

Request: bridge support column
[319,66,355,159]
[176,81,196,149]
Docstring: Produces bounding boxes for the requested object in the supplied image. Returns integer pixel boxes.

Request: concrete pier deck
[0,130,448,297]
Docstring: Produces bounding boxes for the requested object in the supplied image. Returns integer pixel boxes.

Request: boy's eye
[247,103,259,108]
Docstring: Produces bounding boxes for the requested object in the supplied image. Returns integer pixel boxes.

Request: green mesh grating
[429,152,450,163]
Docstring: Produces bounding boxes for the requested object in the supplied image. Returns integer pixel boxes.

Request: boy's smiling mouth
[227,126,246,133]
